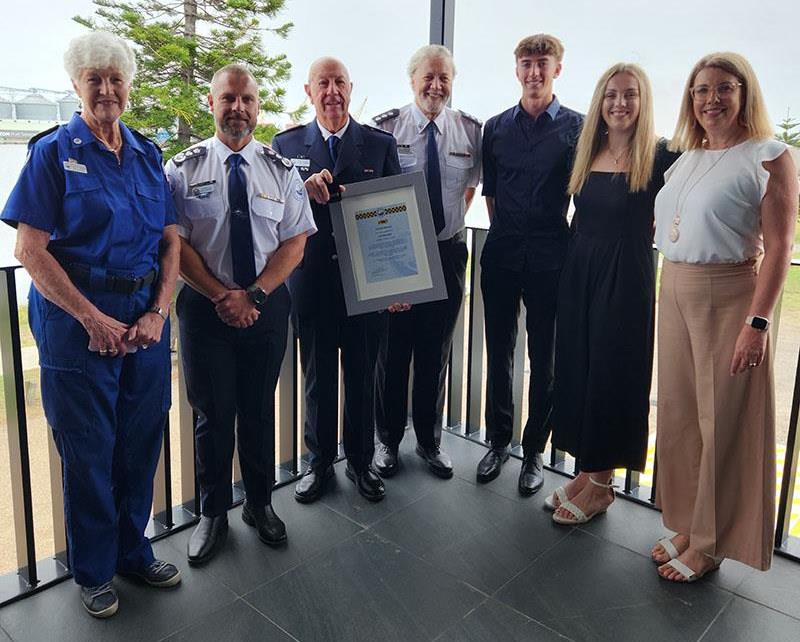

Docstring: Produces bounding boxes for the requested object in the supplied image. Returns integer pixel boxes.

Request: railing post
[465,229,487,436]
[776,343,800,549]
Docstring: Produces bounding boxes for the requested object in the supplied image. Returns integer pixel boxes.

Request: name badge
[397,144,412,150]
[257,193,285,204]
[190,180,216,198]
[449,151,471,158]
[63,158,87,174]
[291,158,311,170]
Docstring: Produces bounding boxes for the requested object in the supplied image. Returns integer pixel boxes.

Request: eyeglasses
[689,82,742,101]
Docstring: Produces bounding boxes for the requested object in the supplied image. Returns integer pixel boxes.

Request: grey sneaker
[123,559,182,587]
[80,582,119,618]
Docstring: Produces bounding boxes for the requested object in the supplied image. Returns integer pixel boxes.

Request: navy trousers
[30,284,170,587]
[177,284,289,516]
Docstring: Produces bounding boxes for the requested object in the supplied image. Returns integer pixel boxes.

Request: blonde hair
[670,52,773,151]
[569,63,656,194]
[514,34,564,62]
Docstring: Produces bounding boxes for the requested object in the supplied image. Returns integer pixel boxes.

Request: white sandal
[543,486,567,511]
[660,556,722,583]
[552,476,616,525]
[652,537,681,563]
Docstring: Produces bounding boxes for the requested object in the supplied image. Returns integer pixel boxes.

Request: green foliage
[776,108,800,147]
[74,0,307,158]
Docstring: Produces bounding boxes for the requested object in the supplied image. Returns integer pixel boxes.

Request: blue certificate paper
[355,202,419,283]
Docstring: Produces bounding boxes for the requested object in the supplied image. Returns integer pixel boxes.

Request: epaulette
[372,108,399,126]
[260,145,293,169]
[459,110,483,128]
[273,123,306,139]
[27,125,60,150]
[363,123,394,137]
[172,144,207,166]
[128,127,162,156]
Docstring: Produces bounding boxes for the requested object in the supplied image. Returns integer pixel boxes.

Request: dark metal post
[429,0,455,49]
[776,344,800,548]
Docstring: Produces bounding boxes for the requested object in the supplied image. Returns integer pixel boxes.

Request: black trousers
[480,264,560,455]
[376,236,468,450]
[298,308,387,472]
[177,284,289,517]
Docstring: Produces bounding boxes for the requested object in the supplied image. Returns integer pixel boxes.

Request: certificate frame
[329,171,447,316]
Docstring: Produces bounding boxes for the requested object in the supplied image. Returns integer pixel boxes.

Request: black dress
[552,143,677,471]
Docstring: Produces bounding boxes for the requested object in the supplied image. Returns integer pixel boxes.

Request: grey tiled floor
[1,431,799,641]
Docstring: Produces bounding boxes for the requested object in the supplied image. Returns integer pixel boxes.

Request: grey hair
[63,32,137,83]
[407,45,456,79]
[211,63,258,92]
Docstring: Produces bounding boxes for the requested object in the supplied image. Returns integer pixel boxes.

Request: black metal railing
[0,227,798,607]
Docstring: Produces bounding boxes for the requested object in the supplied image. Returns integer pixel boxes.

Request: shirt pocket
[445,153,473,190]
[64,173,110,231]
[250,197,282,245]
[183,193,223,220]
[135,181,166,232]
[398,150,418,169]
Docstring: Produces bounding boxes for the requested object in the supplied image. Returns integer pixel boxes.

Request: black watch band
[246,285,268,307]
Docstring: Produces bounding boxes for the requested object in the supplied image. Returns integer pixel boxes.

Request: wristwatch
[745,315,770,332]
[148,305,169,321]
[246,284,268,307]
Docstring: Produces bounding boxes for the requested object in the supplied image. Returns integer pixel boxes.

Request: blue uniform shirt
[1,112,176,277]
[481,97,583,272]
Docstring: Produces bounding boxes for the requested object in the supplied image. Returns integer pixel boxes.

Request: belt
[66,265,157,294]
[438,230,464,246]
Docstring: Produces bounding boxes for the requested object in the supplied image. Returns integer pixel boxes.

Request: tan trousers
[656,260,775,570]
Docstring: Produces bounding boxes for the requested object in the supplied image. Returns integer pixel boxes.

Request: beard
[220,117,255,139]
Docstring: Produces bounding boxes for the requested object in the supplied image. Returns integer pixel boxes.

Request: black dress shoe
[345,463,386,502]
[373,443,399,477]
[187,515,228,565]
[476,447,509,484]
[415,444,453,479]
[518,452,545,496]
[294,465,334,504]
[242,501,287,546]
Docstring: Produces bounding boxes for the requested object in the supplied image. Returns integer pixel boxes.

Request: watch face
[249,287,267,305]
[751,316,768,330]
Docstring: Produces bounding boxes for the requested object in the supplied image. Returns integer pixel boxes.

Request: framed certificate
[329,171,447,316]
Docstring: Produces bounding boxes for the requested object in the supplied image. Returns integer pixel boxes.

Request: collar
[316,117,350,141]
[411,103,447,134]
[513,95,561,122]
[211,135,258,166]
[66,112,145,155]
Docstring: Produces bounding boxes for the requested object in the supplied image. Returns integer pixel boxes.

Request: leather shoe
[476,447,509,484]
[518,452,545,496]
[242,501,287,546]
[415,444,453,479]
[345,463,385,502]
[187,515,228,565]
[373,443,399,477]
[294,465,334,504]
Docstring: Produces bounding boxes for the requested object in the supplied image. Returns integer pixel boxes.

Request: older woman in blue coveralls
[0,32,181,618]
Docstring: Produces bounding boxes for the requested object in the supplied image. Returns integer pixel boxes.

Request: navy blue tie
[227,153,257,288]
[426,123,445,235]
[328,135,340,166]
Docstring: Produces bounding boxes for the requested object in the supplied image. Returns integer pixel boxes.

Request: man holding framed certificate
[371,45,482,479]
[272,57,402,503]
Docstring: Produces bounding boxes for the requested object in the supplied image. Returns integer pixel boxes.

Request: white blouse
[654,138,788,264]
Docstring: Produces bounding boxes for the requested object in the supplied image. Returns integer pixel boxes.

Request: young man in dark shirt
[478,34,583,494]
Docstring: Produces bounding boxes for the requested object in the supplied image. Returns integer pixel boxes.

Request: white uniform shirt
[165,136,316,288]
[374,104,481,241]
[654,138,788,264]
[316,118,350,142]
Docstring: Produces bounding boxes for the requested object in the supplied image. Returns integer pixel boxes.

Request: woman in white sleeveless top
[652,52,797,582]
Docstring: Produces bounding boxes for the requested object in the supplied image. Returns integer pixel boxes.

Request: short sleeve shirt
[375,104,481,240]
[164,136,317,289]
[1,112,176,277]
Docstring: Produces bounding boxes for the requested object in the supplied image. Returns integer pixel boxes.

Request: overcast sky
[1,0,798,137]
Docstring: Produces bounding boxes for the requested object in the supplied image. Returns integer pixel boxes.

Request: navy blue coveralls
[1,113,176,587]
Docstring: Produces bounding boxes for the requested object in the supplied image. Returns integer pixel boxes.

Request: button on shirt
[1,112,176,276]
[481,97,583,272]
[165,136,316,289]
[376,104,481,241]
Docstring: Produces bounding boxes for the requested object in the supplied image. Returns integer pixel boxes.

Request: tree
[776,108,800,147]
[75,0,306,158]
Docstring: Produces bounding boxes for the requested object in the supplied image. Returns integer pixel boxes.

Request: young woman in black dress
[548,63,678,524]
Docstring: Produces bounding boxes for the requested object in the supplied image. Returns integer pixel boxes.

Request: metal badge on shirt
[291,158,311,171]
[63,158,88,174]
[190,180,216,199]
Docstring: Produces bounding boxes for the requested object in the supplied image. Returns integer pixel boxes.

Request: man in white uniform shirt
[165,64,316,565]
[372,45,481,478]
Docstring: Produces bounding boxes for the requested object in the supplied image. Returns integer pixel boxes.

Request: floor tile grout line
[241,597,303,642]
[154,595,241,642]
[696,592,736,641]
[729,592,800,624]
[430,597,491,642]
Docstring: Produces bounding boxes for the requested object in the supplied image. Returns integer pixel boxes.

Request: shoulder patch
[172,144,207,166]
[458,110,483,128]
[260,145,293,169]
[27,125,60,150]
[372,108,399,126]
[363,123,394,137]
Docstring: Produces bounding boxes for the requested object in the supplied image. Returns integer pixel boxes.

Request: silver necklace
[669,147,732,242]
[608,146,629,166]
